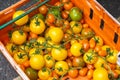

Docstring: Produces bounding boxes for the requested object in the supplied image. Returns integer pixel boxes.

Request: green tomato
[25,67,38,80]
[69,7,82,21]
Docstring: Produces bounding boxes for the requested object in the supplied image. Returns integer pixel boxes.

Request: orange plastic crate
[0,0,120,80]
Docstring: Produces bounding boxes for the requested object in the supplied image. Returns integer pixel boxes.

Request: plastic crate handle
[0,0,50,30]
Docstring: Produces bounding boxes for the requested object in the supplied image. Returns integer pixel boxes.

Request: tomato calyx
[57,67,63,72]
[42,67,47,72]
[18,30,24,35]
[46,55,52,60]
[93,36,99,43]
[11,45,17,52]
[34,18,40,26]
[17,52,27,59]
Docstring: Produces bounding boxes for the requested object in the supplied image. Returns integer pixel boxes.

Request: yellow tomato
[36,37,46,48]
[29,48,43,57]
[70,42,83,57]
[92,36,103,46]
[51,47,67,61]
[83,49,98,64]
[30,18,46,34]
[38,68,52,80]
[93,67,109,80]
[55,61,69,75]
[6,42,18,56]
[94,57,106,68]
[13,10,29,26]
[11,30,27,45]
[70,21,82,34]
[106,49,118,64]
[48,27,64,43]
[30,55,45,70]
[13,52,28,64]
[44,54,55,68]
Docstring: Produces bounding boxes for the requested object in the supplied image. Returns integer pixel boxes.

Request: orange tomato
[89,38,96,49]
[22,60,30,68]
[46,14,55,24]
[98,50,107,57]
[39,5,48,15]
[29,32,38,39]
[68,69,79,78]
[87,69,94,79]
[94,45,101,52]
[79,67,88,76]
[64,2,73,10]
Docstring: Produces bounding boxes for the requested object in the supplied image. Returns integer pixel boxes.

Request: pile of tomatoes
[5,0,120,80]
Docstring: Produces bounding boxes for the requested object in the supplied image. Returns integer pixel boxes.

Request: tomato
[36,37,46,48]
[61,11,68,19]
[30,55,45,70]
[38,68,52,80]
[51,47,67,61]
[93,67,109,80]
[52,70,59,79]
[55,61,69,75]
[66,59,73,67]
[94,45,101,52]
[81,27,95,38]
[94,57,106,68]
[13,10,29,26]
[25,67,38,80]
[68,69,79,78]
[22,24,30,32]
[80,39,90,51]
[13,52,28,64]
[70,39,78,45]
[64,2,73,10]
[61,0,69,3]
[6,42,18,56]
[106,49,118,64]
[29,32,38,39]
[29,48,43,57]
[48,27,64,43]
[87,69,94,79]
[22,60,30,68]
[44,54,55,68]
[62,20,70,32]
[46,14,55,24]
[30,18,46,34]
[89,38,96,49]
[83,49,98,64]
[79,67,88,76]
[70,42,83,57]
[11,30,27,45]
[70,21,82,34]
[98,50,107,57]
[69,7,82,21]
[92,36,103,46]
[39,5,48,15]
[72,56,85,67]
